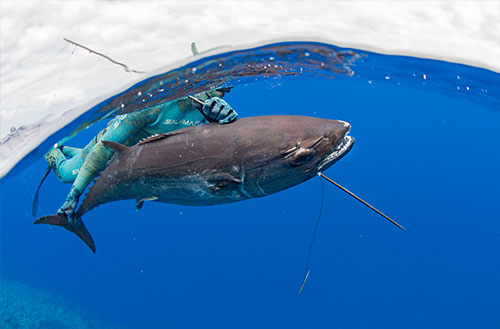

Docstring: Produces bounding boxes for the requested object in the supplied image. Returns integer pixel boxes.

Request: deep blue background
[1,62,500,328]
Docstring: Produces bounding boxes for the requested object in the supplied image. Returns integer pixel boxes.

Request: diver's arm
[58,105,163,219]
[58,89,237,219]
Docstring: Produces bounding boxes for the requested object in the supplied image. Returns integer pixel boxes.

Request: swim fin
[32,165,51,217]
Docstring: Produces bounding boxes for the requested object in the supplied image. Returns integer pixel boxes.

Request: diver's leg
[58,110,162,220]
[61,146,81,158]
[69,113,155,191]
[44,130,104,184]
[44,147,88,184]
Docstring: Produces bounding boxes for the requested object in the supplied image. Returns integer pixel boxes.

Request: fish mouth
[317,133,355,171]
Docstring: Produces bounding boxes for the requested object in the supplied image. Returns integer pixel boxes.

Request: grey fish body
[37,115,354,252]
[79,115,353,216]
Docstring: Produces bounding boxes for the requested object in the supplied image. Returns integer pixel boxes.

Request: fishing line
[63,38,145,74]
[47,44,76,112]
[299,173,325,295]
[299,171,406,294]
[26,43,76,217]
[22,173,45,217]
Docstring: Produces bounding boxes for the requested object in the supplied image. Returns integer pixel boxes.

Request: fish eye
[290,147,315,166]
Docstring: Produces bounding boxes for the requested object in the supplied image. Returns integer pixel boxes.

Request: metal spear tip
[319,173,406,232]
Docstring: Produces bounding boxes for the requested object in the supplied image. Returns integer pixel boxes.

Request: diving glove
[202,97,238,124]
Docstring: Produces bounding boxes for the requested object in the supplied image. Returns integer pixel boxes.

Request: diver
[43,88,237,222]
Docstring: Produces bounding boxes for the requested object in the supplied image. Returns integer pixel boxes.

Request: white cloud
[0,0,499,176]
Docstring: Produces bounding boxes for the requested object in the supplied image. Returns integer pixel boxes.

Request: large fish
[35,115,354,252]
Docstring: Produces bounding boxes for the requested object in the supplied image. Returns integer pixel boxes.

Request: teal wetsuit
[46,89,237,221]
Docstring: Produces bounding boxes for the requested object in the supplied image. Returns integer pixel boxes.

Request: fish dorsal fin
[136,196,159,211]
[137,131,185,145]
[101,140,129,153]
[137,134,169,145]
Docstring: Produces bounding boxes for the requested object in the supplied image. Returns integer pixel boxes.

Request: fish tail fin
[34,213,96,253]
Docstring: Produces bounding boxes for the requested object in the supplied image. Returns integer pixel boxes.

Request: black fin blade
[34,214,96,253]
[32,165,51,217]
[101,140,128,153]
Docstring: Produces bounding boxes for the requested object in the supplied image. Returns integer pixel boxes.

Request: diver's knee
[44,147,80,183]
[45,148,66,180]
[61,146,82,158]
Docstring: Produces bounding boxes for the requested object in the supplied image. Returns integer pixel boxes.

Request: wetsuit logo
[113,114,127,129]
[164,119,201,126]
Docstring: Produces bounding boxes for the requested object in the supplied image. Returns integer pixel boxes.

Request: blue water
[1,42,500,328]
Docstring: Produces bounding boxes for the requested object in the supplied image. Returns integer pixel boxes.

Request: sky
[0,1,499,175]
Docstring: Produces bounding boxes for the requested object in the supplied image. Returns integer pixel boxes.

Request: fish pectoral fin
[136,196,159,211]
[207,173,242,193]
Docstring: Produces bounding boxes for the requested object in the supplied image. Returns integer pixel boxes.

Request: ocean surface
[1,42,499,329]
